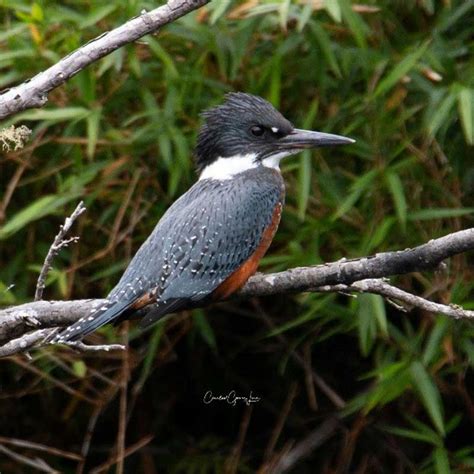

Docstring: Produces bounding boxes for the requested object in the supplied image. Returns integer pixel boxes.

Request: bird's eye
[251,125,265,137]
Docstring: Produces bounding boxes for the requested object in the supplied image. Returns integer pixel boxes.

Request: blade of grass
[385,171,407,231]
[194,309,217,351]
[458,87,474,145]
[374,42,429,98]
[410,361,445,436]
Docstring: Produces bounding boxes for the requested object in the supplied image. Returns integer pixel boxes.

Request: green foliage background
[1,0,473,472]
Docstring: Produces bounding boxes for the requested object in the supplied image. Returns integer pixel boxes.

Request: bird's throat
[199,153,287,181]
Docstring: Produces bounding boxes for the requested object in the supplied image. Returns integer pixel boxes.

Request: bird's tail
[52,299,135,343]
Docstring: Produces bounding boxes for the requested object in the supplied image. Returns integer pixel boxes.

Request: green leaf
[422,317,449,366]
[382,425,439,445]
[461,339,474,365]
[365,368,412,412]
[147,38,179,79]
[72,361,87,378]
[324,0,342,22]
[410,361,445,436]
[59,162,108,193]
[246,4,279,18]
[79,4,116,28]
[0,281,16,305]
[31,2,44,22]
[0,24,28,42]
[339,0,368,48]
[408,208,474,221]
[438,0,474,32]
[194,310,217,350]
[0,194,82,240]
[428,92,457,136]
[135,322,165,392]
[295,99,318,220]
[278,0,291,30]
[433,447,451,474]
[269,56,282,107]
[357,294,377,356]
[374,42,429,97]
[362,217,396,253]
[356,294,387,356]
[385,171,407,230]
[458,88,474,145]
[296,2,313,32]
[0,49,35,63]
[421,0,435,15]
[371,294,388,336]
[86,108,101,158]
[15,107,89,122]
[265,296,333,337]
[310,23,342,78]
[209,0,232,24]
[298,151,311,221]
[333,169,378,219]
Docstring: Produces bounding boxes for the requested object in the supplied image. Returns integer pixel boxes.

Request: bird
[53,92,354,343]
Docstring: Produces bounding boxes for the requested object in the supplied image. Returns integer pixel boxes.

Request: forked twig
[35,201,86,301]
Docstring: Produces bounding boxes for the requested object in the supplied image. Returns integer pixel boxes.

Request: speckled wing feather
[54,167,284,342]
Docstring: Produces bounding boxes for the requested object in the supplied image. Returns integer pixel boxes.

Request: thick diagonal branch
[0,0,210,120]
[0,228,472,357]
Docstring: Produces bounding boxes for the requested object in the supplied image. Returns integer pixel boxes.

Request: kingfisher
[54,93,354,343]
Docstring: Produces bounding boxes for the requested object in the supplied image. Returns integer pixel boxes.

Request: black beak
[279,128,355,149]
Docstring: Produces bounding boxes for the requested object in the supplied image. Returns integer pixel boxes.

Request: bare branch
[88,434,154,474]
[315,279,474,320]
[0,300,97,346]
[0,0,210,120]
[0,436,82,462]
[60,341,126,353]
[0,329,55,358]
[35,201,86,301]
[0,443,57,473]
[272,417,340,473]
[239,228,474,297]
[0,228,473,357]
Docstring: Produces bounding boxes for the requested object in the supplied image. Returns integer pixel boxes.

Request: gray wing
[109,168,284,324]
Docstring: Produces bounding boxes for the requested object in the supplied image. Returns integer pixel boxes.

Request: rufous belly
[212,202,282,300]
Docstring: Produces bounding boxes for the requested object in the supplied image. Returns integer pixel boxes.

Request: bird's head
[195,92,354,179]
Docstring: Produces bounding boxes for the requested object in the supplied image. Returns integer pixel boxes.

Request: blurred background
[1,0,473,472]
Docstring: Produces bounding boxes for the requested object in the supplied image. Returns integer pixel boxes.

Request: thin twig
[272,417,340,473]
[35,201,86,301]
[225,406,253,474]
[0,0,211,119]
[253,299,345,409]
[263,383,299,463]
[0,158,29,223]
[0,329,55,357]
[315,278,474,319]
[77,383,122,474]
[11,356,98,405]
[0,443,58,473]
[116,324,130,474]
[88,434,154,474]
[59,341,126,353]
[0,436,82,461]
[303,341,318,411]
